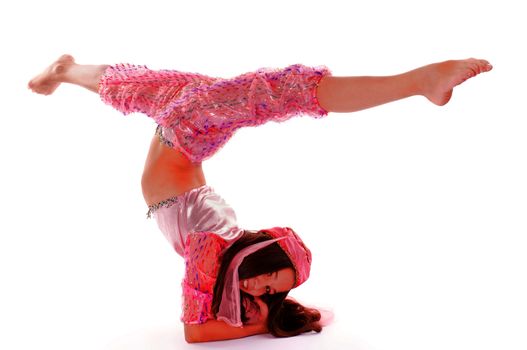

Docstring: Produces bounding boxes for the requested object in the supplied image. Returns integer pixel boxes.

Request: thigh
[141,134,206,206]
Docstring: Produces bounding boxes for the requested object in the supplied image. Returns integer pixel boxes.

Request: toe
[477,59,493,71]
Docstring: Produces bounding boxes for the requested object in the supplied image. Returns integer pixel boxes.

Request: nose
[251,277,266,294]
[252,277,261,291]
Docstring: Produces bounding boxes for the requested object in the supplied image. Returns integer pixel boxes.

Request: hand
[252,297,269,332]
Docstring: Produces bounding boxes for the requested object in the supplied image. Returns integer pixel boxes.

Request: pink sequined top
[182,230,230,325]
[148,185,252,325]
[99,63,331,163]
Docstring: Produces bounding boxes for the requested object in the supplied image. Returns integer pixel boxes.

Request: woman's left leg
[315,58,492,113]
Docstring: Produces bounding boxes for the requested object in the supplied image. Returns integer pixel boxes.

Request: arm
[184,319,267,343]
[184,296,270,343]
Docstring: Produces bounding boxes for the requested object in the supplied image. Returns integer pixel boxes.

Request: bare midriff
[141,134,206,207]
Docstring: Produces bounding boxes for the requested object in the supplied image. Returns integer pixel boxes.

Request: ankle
[406,66,430,98]
[393,70,424,99]
[54,61,76,84]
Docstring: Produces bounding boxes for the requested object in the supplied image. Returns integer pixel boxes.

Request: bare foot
[28,54,75,95]
[419,58,493,106]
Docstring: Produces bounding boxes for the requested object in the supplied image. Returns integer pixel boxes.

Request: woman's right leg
[29,55,209,206]
[28,55,207,118]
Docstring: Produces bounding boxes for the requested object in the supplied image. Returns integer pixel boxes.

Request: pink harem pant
[98,63,332,163]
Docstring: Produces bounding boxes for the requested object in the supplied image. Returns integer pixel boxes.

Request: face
[239,267,295,296]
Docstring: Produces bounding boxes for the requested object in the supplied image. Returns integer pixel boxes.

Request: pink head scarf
[216,227,312,327]
[264,227,312,288]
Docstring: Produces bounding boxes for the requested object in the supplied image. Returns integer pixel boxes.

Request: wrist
[246,321,267,334]
[259,322,269,334]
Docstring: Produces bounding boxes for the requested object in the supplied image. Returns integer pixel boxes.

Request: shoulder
[185,232,229,256]
[181,232,230,325]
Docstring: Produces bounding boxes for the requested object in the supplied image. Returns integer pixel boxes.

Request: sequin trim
[146,196,180,219]
[155,125,174,148]
[311,70,330,115]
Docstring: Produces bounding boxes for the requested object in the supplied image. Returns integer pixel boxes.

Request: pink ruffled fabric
[181,232,227,324]
[99,63,331,163]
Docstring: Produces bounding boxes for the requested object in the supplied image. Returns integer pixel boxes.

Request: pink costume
[98,62,331,163]
[146,185,262,325]
[97,63,332,325]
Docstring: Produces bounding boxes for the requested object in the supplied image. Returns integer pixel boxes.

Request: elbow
[185,336,198,344]
[184,324,203,344]
[184,326,196,343]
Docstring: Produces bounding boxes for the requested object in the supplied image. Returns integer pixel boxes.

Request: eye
[265,286,271,294]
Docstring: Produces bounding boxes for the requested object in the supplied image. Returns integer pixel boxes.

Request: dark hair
[211,230,322,337]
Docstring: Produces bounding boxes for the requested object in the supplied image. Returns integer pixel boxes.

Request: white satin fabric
[150,185,244,257]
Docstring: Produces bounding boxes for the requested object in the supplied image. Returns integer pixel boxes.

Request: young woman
[28,56,492,343]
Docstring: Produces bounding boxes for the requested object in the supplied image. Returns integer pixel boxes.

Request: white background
[1,1,525,349]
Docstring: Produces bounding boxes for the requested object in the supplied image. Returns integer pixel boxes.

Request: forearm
[184,320,267,343]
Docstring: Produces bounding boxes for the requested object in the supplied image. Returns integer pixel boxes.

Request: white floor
[105,325,356,350]
[2,1,526,349]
